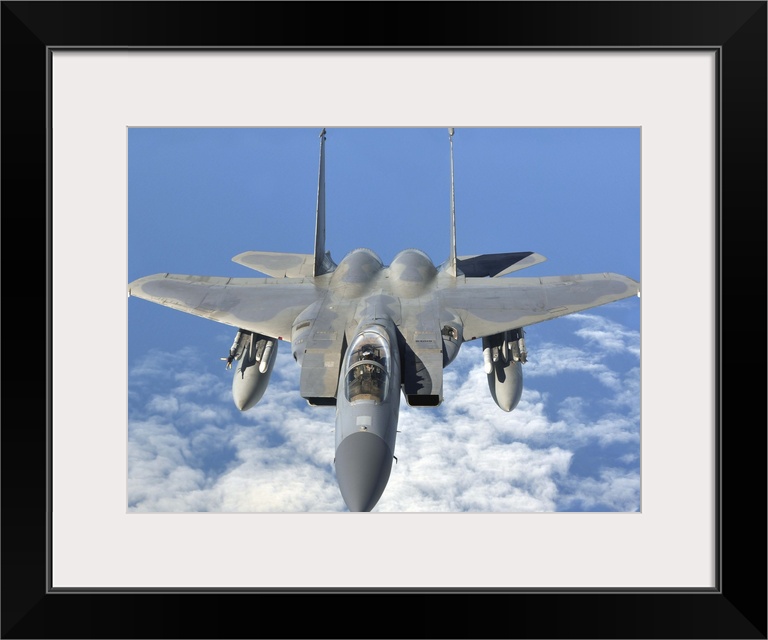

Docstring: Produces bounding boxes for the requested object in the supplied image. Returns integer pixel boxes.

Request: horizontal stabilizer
[232,251,315,278]
[457,252,547,277]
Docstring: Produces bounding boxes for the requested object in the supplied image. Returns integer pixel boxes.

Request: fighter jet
[128,128,640,512]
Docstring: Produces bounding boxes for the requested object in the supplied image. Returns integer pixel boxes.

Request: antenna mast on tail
[447,128,458,277]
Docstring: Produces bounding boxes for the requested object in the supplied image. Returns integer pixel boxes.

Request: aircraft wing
[441,272,639,341]
[128,273,322,340]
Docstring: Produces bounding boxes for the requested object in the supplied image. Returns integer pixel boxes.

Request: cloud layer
[128,312,640,512]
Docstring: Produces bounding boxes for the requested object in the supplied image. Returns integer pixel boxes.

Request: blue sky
[127,127,640,513]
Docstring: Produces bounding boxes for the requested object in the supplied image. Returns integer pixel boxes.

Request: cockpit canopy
[344,326,391,404]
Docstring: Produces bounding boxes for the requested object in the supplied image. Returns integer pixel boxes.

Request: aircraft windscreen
[345,330,390,403]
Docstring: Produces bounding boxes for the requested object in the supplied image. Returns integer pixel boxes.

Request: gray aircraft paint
[128,129,640,512]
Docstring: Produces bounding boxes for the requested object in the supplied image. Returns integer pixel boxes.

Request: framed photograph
[126,125,642,516]
[3,2,764,638]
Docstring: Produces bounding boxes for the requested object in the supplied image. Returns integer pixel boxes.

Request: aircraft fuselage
[334,318,401,512]
[314,248,457,511]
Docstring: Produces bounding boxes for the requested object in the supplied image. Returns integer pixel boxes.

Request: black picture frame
[2,2,765,638]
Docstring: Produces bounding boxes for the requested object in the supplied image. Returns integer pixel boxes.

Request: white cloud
[172,370,227,398]
[567,312,641,356]
[558,467,641,512]
[145,394,179,416]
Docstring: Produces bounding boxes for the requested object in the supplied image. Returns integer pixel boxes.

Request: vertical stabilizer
[313,128,335,276]
[447,128,458,277]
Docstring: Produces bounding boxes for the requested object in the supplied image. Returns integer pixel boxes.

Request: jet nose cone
[335,432,393,512]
